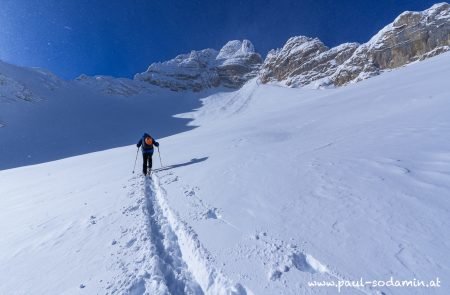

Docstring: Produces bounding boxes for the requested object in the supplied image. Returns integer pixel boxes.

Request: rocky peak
[217,40,256,59]
[135,40,262,92]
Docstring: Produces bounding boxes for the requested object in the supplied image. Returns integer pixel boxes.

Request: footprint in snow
[183,186,200,198]
[126,238,137,248]
[202,208,220,219]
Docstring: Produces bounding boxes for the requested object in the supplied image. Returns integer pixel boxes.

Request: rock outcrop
[135,40,263,92]
[260,3,450,88]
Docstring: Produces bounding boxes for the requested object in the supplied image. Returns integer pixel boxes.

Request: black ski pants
[142,153,153,175]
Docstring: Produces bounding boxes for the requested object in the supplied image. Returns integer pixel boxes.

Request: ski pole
[157,146,164,168]
[132,147,139,173]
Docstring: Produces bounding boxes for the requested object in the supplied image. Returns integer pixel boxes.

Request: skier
[136,133,159,175]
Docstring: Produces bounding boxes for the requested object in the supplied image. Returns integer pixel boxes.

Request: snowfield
[1,52,450,294]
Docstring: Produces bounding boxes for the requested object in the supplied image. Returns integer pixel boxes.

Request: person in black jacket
[137,133,159,175]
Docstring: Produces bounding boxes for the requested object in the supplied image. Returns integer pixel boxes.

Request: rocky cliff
[259,37,359,87]
[261,3,450,88]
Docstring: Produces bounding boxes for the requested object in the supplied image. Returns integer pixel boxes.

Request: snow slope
[1,52,450,294]
[0,58,212,170]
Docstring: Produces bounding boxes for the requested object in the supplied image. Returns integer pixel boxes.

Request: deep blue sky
[0,0,441,79]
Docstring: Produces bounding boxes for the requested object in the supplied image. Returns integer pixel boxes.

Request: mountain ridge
[134,2,450,91]
[0,2,448,97]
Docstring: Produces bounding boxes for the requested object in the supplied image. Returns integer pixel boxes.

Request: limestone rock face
[331,2,450,86]
[260,37,359,87]
[374,3,450,69]
[260,3,450,88]
[135,40,262,92]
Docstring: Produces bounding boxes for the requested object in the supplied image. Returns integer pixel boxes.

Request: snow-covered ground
[1,52,450,294]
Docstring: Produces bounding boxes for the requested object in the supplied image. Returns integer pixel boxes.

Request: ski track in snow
[153,169,382,295]
[106,173,250,295]
[149,174,251,295]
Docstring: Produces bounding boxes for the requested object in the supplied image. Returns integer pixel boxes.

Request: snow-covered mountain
[1,2,442,98]
[1,3,447,104]
[0,59,64,103]
[135,40,262,92]
[260,3,450,87]
[134,3,450,91]
[2,48,450,295]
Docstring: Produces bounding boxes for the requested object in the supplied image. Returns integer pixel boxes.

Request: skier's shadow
[154,157,208,172]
